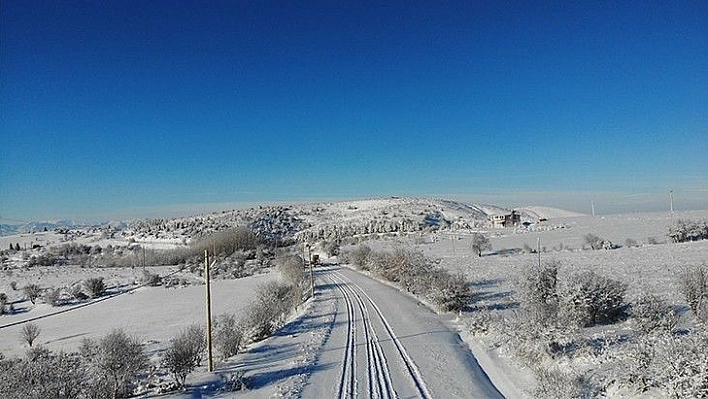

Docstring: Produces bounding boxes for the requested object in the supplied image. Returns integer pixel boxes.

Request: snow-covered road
[301,266,503,398]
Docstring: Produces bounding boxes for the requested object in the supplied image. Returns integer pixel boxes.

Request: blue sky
[1,1,706,222]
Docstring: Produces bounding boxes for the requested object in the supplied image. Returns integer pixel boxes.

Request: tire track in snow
[328,273,395,399]
[332,270,433,399]
[326,274,357,399]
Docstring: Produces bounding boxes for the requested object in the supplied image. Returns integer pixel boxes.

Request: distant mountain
[0,219,128,235]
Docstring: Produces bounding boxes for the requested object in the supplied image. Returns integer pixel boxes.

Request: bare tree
[21,323,41,347]
[471,233,491,257]
[23,284,41,304]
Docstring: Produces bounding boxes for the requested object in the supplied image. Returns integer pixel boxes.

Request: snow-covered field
[1,201,707,397]
[0,273,276,358]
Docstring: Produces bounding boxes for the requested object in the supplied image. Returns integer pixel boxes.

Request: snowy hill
[1,198,580,244]
[120,198,578,244]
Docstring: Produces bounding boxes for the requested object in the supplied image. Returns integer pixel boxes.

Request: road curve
[301,265,503,398]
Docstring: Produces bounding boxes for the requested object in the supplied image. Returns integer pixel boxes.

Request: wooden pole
[308,244,314,298]
[537,236,541,268]
[204,249,214,372]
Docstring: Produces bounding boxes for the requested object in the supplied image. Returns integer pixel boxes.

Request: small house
[489,210,521,228]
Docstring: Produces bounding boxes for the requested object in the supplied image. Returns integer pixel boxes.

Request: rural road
[301,265,503,398]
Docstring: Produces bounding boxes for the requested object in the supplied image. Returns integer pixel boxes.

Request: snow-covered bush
[242,281,299,342]
[0,292,7,315]
[213,313,243,360]
[422,270,471,312]
[70,284,88,300]
[341,244,373,270]
[43,287,62,306]
[368,247,428,289]
[533,366,592,399]
[323,240,341,256]
[631,293,680,334]
[79,329,149,398]
[654,327,708,398]
[0,349,88,399]
[141,269,162,286]
[162,325,205,389]
[668,219,708,243]
[559,271,627,327]
[584,233,612,250]
[349,247,472,312]
[220,370,248,391]
[276,255,306,288]
[518,261,560,325]
[679,264,708,322]
[84,277,106,298]
[621,327,708,398]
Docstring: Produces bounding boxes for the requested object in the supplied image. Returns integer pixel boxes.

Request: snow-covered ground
[0,273,276,358]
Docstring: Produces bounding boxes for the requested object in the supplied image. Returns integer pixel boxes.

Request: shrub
[80,329,149,398]
[323,240,341,257]
[519,261,560,325]
[141,269,162,286]
[21,323,41,347]
[276,255,306,288]
[679,264,708,321]
[70,284,88,301]
[533,366,590,399]
[27,254,58,267]
[213,313,243,360]
[423,270,471,312]
[242,282,298,342]
[23,284,41,304]
[631,293,680,334]
[584,233,610,250]
[84,277,106,298]
[471,233,491,257]
[0,349,88,399]
[372,247,429,290]
[344,245,372,270]
[559,271,627,327]
[668,219,708,243]
[0,292,7,315]
[641,328,708,398]
[43,287,62,306]
[162,325,205,389]
[625,238,638,248]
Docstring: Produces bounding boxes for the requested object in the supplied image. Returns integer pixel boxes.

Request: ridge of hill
[1,198,581,242]
[119,198,578,243]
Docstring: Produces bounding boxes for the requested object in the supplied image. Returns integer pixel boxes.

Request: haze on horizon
[1,1,706,222]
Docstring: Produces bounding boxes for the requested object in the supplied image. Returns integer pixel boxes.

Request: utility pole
[537,236,541,268]
[306,243,314,298]
[669,190,674,213]
[204,250,214,372]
